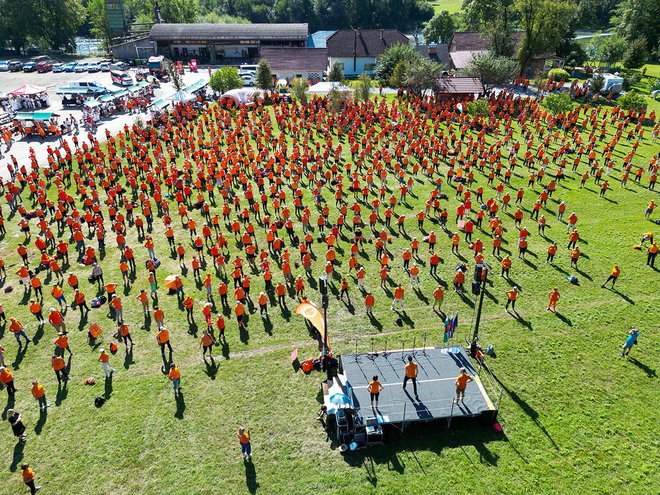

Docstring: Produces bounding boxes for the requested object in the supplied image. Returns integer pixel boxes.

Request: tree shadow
[244,458,259,494]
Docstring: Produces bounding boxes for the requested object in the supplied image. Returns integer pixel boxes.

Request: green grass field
[431,0,464,15]
[0,93,658,495]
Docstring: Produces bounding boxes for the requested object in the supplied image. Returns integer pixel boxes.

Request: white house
[326,29,409,77]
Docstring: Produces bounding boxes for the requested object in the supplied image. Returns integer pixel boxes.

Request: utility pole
[319,275,331,379]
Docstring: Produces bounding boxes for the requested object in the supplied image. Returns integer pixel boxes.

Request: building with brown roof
[326,29,409,77]
[260,47,328,81]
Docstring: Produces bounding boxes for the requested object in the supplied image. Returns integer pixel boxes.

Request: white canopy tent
[220,88,265,107]
[308,81,351,96]
[170,90,196,103]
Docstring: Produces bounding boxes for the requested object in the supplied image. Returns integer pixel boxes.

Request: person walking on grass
[368,375,383,407]
[547,288,560,313]
[455,367,473,404]
[402,355,418,398]
[238,427,252,460]
[505,287,519,312]
[21,463,41,494]
[602,264,621,288]
[169,363,182,397]
[200,330,215,361]
[98,348,116,378]
[31,380,49,410]
[621,328,640,357]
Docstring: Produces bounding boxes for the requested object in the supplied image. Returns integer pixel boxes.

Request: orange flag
[295,300,330,350]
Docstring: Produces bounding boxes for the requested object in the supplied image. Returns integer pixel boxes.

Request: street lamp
[319,275,330,375]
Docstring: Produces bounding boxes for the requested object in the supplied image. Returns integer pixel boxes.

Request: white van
[111,70,133,86]
[239,64,258,75]
[61,80,109,94]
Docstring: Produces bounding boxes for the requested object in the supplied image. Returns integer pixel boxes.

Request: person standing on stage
[368,375,383,407]
[402,355,418,398]
[455,367,473,404]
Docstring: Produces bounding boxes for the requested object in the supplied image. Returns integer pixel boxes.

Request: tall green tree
[87,0,111,47]
[0,0,35,52]
[613,0,660,54]
[598,34,627,67]
[621,37,649,69]
[515,0,578,75]
[328,62,344,83]
[404,58,443,96]
[423,11,455,44]
[465,51,518,89]
[209,66,244,94]
[463,0,516,57]
[125,0,199,24]
[354,74,372,102]
[375,43,423,87]
[255,59,273,90]
[41,0,85,51]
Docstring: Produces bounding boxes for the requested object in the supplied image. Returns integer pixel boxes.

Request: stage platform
[337,346,498,427]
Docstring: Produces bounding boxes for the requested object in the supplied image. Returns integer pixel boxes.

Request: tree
[590,73,605,93]
[195,12,250,23]
[328,62,344,83]
[125,0,198,24]
[375,43,423,87]
[465,52,518,90]
[617,91,647,111]
[548,68,570,82]
[423,11,455,44]
[0,0,35,52]
[87,0,111,48]
[565,42,588,67]
[516,0,579,75]
[209,67,244,94]
[540,93,574,115]
[613,0,660,54]
[599,34,627,67]
[327,87,350,113]
[405,59,443,96]
[463,0,516,57]
[289,78,309,104]
[41,0,84,52]
[467,100,489,117]
[165,59,184,91]
[255,60,273,90]
[621,38,649,69]
[354,74,372,102]
[389,60,409,88]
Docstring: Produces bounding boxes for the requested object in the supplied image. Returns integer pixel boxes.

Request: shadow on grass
[492,373,558,450]
[341,419,508,482]
[244,458,259,494]
[175,392,186,419]
[10,439,25,472]
[627,357,656,378]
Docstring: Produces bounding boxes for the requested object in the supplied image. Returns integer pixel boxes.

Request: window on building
[364,63,376,72]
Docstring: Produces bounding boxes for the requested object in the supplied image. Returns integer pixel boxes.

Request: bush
[591,74,605,93]
[328,62,344,83]
[622,71,642,91]
[289,78,309,104]
[467,100,489,117]
[617,91,647,112]
[209,66,243,95]
[548,68,570,82]
[540,93,574,115]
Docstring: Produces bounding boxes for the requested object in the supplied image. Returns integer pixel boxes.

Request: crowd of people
[0,86,656,490]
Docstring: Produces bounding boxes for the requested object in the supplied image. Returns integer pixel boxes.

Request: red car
[36,60,53,73]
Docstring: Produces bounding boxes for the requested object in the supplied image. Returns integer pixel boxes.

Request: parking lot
[0,60,210,178]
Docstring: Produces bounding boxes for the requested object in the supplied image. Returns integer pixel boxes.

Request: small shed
[433,77,484,99]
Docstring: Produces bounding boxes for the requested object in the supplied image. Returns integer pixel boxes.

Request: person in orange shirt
[157,326,173,361]
[546,242,558,264]
[275,282,287,307]
[339,277,350,302]
[238,426,252,460]
[31,380,49,410]
[451,233,460,254]
[391,284,405,311]
[168,363,182,398]
[21,463,41,494]
[183,295,195,321]
[51,354,68,383]
[602,264,621,289]
[54,332,73,356]
[98,348,116,378]
[403,355,418,397]
[547,288,560,313]
[368,375,383,407]
[432,285,444,313]
[505,286,520,312]
[153,305,165,328]
[235,300,246,328]
[137,289,149,315]
[365,291,375,317]
[455,367,473,404]
[9,317,32,346]
[0,365,16,395]
[200,330,215,361]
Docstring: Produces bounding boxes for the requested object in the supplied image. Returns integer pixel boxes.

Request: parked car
[0,61,9,71]
[242,74,256,87]
[63,62,78,72]
[36,60,53,72]
[52,63,64,73]
[23,61,37,72]
[8,60,24,71]
[87,62,100,73]
[74,62,88,73]
[111,61,130,71]
[99,62,111,72]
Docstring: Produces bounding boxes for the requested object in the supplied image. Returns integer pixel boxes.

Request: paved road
[0,69,210,179]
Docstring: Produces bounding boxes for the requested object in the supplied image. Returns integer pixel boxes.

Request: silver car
[0,61,9,72]
[87,62,100,73]
[74,62,88,72]
[52,63,64,73]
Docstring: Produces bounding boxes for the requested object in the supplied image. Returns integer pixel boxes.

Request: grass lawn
[431,0,464,15]
[0,92,658,495]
